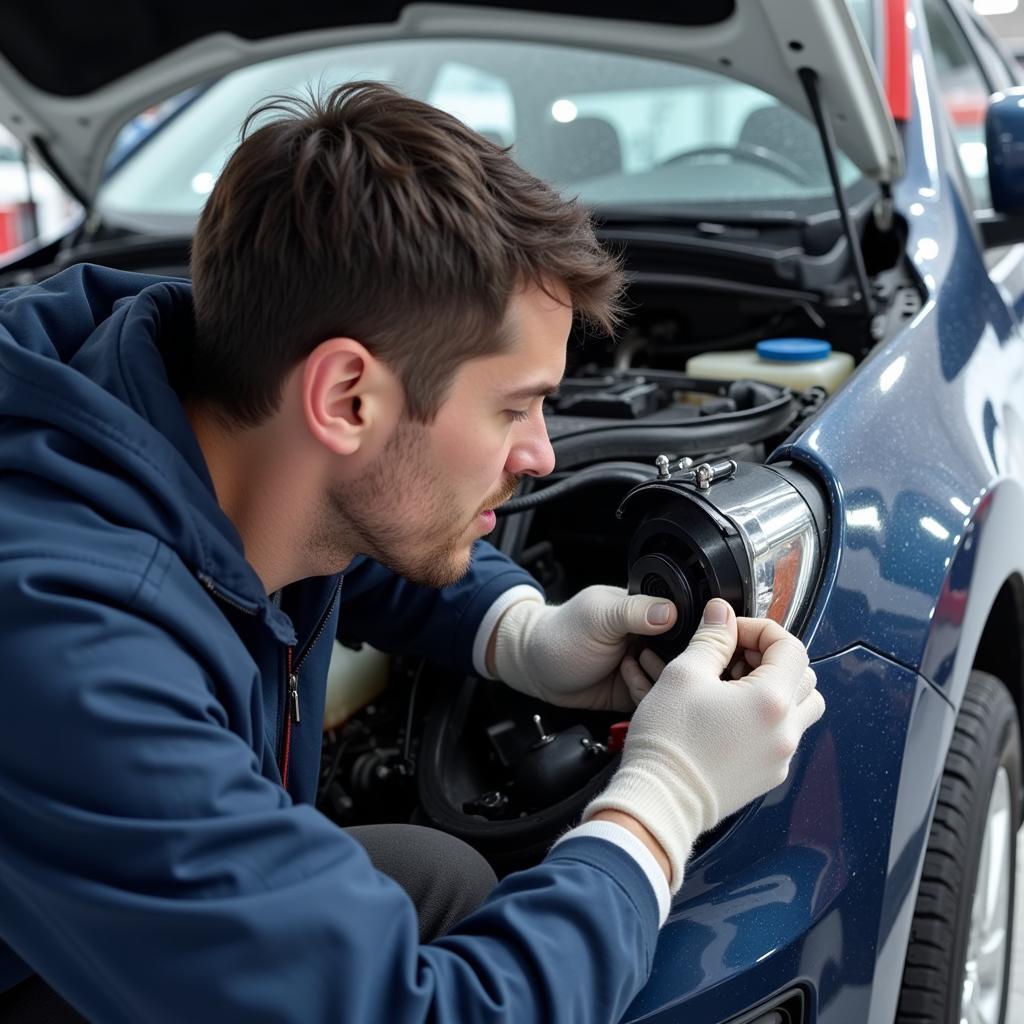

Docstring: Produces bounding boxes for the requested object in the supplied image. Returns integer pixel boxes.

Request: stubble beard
[317,418,477,589]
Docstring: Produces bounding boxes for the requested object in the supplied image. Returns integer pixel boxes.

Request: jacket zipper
[280,646,298,790]
[198,572,301,786]
[278,578,343,789]
[197,572,259,616]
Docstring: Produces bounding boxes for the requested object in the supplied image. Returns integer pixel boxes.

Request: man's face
[325,283,569,587]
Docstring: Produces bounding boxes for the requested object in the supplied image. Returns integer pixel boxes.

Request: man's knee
[345,823,498,942]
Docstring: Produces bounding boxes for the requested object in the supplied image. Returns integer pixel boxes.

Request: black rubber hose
[545,392,799,465]
[496,461,655,516]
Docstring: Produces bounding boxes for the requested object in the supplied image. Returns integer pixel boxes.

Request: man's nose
[506,419,556,478]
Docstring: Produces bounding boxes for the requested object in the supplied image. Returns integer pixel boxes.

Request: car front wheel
[897,670,1022,1024]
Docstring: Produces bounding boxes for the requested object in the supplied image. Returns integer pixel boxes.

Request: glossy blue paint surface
[625,650,947,1023]
[782,13,1024,689]
[633,3,1024,1021]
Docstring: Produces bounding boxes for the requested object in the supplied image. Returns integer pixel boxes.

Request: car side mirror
[979,88,1024,246]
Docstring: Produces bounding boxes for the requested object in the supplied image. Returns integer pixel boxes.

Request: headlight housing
[621,458,829,660]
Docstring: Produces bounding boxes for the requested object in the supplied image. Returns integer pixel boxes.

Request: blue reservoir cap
[756,338,832,362]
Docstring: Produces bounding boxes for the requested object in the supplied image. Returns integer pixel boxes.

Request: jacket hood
[0,0,902,206]
[0,262,292,636]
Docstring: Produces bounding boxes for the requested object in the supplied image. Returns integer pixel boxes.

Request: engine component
[620,458,828,661]
[348,747,411,801]
[463,790,510,818]
[513,721,610,808]
[552,376,662,419]
[416,678,623,868]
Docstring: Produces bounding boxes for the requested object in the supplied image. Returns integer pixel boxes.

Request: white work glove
[491,585,678,711]
[582,598,824,892]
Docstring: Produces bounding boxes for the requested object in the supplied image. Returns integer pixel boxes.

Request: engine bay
[314,305,849,871]
[311,243,925,872]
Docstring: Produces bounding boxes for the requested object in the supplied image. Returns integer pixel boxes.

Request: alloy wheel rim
[960,766,1012,1024]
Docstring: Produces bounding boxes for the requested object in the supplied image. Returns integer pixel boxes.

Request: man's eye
[508,409,530,423]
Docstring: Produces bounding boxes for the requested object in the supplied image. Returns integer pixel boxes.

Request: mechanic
[0,82,824,1023]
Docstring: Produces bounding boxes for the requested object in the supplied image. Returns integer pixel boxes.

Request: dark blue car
[2,0,1023,1021]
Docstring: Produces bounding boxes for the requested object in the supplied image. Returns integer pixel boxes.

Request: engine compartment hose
[496,461,655,516]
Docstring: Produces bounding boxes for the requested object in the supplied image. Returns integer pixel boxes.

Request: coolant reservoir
[323,641,390,730]
[685,338,854,393]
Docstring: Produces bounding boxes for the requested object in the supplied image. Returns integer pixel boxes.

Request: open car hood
[0,0,903,206]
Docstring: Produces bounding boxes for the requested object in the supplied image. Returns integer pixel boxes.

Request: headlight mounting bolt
[655,454,671,480]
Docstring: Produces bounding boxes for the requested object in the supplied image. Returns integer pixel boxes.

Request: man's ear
[301,337,400,456]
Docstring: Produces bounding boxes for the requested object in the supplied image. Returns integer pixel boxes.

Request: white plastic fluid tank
[323,641,390,730]
[685,337,855,393]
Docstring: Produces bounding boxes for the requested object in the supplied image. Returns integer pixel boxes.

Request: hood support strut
[799,67,875,318]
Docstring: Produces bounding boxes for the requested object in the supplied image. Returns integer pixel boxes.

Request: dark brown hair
[188,80,623,426]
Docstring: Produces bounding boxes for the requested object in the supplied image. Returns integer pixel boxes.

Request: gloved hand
[490,585,678,711]
[583,598,824,891]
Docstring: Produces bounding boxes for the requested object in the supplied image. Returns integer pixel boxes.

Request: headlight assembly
[621,457,829,661]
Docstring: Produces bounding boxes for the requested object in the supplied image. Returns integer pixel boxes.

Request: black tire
[897,671,1022,1024]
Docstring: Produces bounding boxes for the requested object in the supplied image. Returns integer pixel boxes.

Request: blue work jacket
[0,265,659,1022]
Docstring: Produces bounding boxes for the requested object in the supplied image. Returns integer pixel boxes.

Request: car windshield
[97,37,866,228]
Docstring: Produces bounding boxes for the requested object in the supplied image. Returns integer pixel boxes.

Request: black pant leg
[345,823,498,942]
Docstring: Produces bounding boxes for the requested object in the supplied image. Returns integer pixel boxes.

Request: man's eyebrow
[503,382,562,401]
